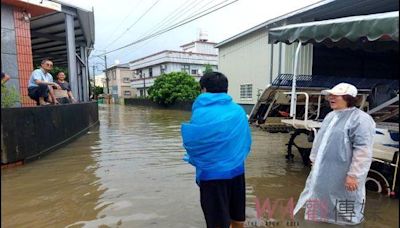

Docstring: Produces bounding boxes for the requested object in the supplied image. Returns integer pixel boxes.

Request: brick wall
[13,9,35,107]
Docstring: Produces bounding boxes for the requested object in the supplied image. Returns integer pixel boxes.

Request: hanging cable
[104,0,145,48]
[103,0,238,55]
[103,0,162,49]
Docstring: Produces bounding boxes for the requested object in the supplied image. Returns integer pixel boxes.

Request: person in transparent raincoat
[293,83,376,225]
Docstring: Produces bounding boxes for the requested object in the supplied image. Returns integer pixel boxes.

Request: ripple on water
[1,105,398,228]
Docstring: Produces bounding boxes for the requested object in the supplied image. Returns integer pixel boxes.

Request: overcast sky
[60,0,320,73]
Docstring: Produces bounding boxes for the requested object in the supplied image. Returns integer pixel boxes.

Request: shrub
[1,85,20,108]
[148,72,200,105]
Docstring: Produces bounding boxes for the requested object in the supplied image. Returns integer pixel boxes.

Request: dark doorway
[312,42,398,80]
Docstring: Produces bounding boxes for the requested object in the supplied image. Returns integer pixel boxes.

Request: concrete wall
[218,29,269,106]
[1,102,99,164]
[124,98,253,115]
[195,42,218,55]
[1,4,20,107]
[125,98,193,111]
[1,3,36,107]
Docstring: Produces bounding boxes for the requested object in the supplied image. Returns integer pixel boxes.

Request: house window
[191,69,198,75]
[123,77,130,83]
[160,64,166,74]
[138,69,143,78]
[112,71,116,80]
[182,65,190,73]
[124,91,131,96]
[149,67,153,77]
[240,84,253,99]
[112,86,118,95]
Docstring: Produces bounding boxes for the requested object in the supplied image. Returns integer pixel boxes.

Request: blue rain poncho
[293,107,376,225]
[181,93,252,182]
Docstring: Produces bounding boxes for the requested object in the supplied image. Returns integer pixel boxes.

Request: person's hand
[53,83,62,90]
[345,175,358,191]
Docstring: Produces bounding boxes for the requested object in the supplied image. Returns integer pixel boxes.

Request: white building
[215,0,398,113]
[130,40,218,97]
[94,73,106,89]
[104,63,136,103]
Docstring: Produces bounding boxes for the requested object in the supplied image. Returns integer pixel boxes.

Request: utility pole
[92,65,96,87]
[143,72,146,97]
[104,54,109,94]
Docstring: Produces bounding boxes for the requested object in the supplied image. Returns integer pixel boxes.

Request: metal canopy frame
[29,4,95,102]
[268,11,399,45]
[267,11,399,119]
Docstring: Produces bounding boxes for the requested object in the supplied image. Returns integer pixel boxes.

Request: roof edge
[215,0,334,48]
[129,50,218,64]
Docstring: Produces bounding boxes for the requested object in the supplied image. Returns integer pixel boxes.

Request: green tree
[148,72,200,105]
[1,85,20,108]
[93,86,104,96]
[203,64,214,74]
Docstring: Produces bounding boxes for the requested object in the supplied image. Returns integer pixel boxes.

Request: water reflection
[1,126,104,227]
[1,104,398,228]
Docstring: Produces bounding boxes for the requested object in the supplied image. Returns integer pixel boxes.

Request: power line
[105,0,145,47]
[139,0,199,38]
[103,0,210,62]
[103,0,238,55]
[97,0,223,57]
[104,0,162,49]
[115,35,159,63]
[141,0,217,39]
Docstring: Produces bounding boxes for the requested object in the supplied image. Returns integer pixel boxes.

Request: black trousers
[28,84,49,105]
[200,174,246,228]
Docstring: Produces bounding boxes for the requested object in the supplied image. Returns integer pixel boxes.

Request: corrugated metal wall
[281,42,313,75]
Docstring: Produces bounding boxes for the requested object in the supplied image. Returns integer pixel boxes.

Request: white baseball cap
[321,83,358,97]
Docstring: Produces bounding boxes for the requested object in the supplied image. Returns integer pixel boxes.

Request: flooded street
[1,104,398,228]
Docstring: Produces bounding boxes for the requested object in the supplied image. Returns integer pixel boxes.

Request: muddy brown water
[1,105,398,227]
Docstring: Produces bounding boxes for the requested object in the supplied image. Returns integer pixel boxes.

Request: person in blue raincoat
[293,83,376,225]
[181,72,252,228]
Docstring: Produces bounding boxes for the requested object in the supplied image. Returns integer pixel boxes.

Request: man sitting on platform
[27,59,61,105]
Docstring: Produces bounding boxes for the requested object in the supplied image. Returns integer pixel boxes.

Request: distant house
[104,63,136,103]
[215,0,398,113]
[129,39,218,97]
[94,73,106,90]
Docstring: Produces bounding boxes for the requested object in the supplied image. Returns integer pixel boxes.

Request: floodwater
[1,104,398,228]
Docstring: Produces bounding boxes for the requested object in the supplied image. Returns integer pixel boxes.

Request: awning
[30,5,95,67]
[268,11,399,45]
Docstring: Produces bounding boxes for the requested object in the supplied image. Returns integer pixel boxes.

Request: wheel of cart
[366,150,399,198]
[286,129,313,166]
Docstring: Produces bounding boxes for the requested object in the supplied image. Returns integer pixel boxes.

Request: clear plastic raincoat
[293,107,376,225]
